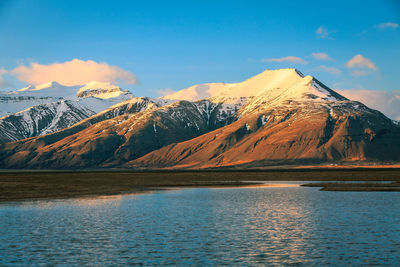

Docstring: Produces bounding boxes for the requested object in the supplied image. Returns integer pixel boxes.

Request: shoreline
[1,169,400,202]
[301,181,400,192]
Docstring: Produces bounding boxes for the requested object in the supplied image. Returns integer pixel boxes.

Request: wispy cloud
[312,52,333,61]
[262,56,307,64]
[376,22,399,30]
[345,54,377,76]
[337,89,400,120]
[350,70,368,77]
[314,65,341,75]
[10,59,138,86]
[316,26,335,39]
[316,26,328,38]
[157,88,176,96]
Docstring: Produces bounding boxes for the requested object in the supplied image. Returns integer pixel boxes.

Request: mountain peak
[76,81,132,99]
[162,68,346,108]
[260,68,304,76]
[35,81,65,90]
[18,81,71,92]
[211,68,316,102]
[48,81,62,87]
[161,68,306,102]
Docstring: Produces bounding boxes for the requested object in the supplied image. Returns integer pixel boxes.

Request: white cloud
[312,52,333,61]
[10,59,137,86]
[262,56,307,64]
[345,54,377,72]
[376,22,399,30]
[315,65,341,75]
[337,89,400,120]
[156,88,176,96]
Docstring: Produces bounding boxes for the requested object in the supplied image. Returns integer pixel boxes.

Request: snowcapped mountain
[0,97,241,168]
[130,99,399,168]
[76,81,131,99]
[0,100,95,143]
[0,81,134,117]
[16,81,81,98]
[0,68,399,169]
[163,69,346,116]
[128,70,400,168]
[0,81,136,142]
[0,92,62,118]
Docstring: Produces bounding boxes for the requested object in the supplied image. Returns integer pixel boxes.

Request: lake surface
[1,183,400,266]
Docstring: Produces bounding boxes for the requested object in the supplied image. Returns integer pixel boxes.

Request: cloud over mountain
[338,89,400,120]
[10,59,137,86]
[262,56,307,64]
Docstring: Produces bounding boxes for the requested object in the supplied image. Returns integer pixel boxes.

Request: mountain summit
[163,68,345,102]
[1,69,399,169]
[76,81,131,99]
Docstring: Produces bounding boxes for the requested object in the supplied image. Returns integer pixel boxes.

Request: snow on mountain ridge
[1,80,135,116]
[162,68,348,117]
[15,80,133,100]
[210,69,346,104]
[0,100,95,143]
[76,81,131,99]
[161,83,237,101]
[162,69,346,103]
[16,82,81,98]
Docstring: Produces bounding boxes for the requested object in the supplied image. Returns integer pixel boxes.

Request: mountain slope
[0,81,134,117]
[0,93,62,118]
[128,100,400,168]
[0,97,241,168]
[0,100,94,143]
[127,69,400,168]
[1,68,399,169]
[0,81,136,142]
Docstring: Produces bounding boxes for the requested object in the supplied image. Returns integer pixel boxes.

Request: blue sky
[0,0,399,97]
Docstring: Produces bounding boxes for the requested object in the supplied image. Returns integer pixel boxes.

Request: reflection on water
[210,183,301,189]
[1,185,400,266]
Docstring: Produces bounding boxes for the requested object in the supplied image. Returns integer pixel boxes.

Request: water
[1,184,400,266]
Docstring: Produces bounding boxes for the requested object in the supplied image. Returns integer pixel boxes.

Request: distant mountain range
[0,68,399,169]
[0,81,133,143]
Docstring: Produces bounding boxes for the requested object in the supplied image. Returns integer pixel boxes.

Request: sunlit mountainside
[0,68,399,169]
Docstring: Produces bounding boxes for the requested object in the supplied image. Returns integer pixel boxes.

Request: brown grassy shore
[1,169,400,202]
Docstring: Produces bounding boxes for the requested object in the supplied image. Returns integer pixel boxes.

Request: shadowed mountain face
[1,69,399,169]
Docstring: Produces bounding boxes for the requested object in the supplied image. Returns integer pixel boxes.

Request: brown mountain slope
[0,99,236,168]
[127,101,400,169]
[1,69,399,169]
